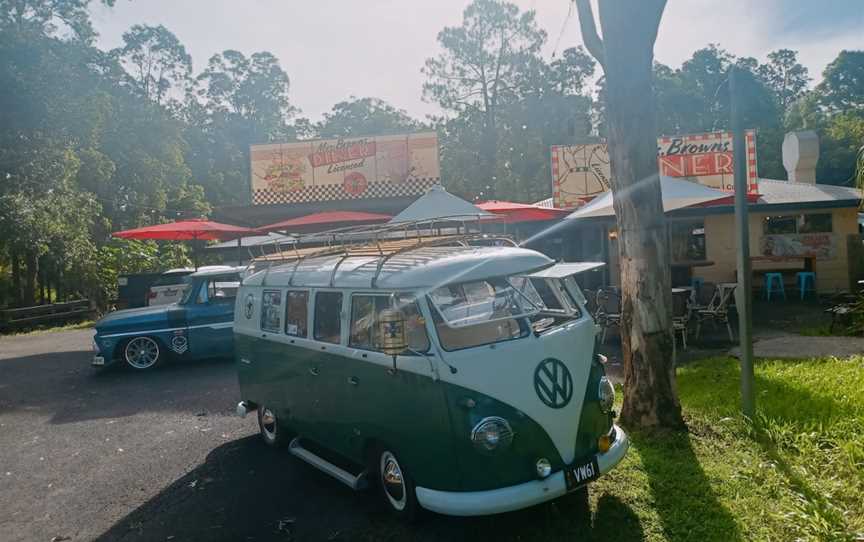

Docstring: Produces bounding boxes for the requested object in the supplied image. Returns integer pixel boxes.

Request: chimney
[782,131,819,183]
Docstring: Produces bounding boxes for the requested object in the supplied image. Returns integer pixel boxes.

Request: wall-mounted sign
[761,233,837,260]
[250,132,440,205]
[552,130,758,208]
[658,130,758,193]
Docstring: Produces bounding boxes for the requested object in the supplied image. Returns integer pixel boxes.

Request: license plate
[564,457,600,490]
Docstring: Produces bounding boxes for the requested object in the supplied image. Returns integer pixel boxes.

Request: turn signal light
[598,435,611,453]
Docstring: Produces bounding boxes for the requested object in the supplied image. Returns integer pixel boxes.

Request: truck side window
[260,290,282,333]
[314,291,343,344]
[285,290,308,337]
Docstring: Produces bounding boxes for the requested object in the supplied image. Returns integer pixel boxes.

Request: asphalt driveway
[0,329,602,542]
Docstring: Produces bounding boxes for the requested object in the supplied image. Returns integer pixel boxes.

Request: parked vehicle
[146,268,194,306]
[116,272,161,310]
[92,267,243,370]
[234,236,628,518]
[147,266,237,306]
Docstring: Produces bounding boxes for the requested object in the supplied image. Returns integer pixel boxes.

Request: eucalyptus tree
[112,24,192,106]
[423,0,546,197]
[575,0,685,429]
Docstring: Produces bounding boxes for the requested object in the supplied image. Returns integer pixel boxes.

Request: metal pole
[730,67,755,418]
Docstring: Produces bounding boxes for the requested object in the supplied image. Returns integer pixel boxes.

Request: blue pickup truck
[92,267,243,370]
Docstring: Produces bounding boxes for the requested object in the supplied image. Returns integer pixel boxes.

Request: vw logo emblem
[534,358,573,409]
[244,293,254,320]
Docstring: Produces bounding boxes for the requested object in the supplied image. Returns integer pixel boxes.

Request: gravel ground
[0,328,597,542]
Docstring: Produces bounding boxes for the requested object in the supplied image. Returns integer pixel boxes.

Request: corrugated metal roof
[755,179,861,205]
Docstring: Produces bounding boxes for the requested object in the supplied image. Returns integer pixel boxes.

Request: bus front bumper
[415,424,629,517]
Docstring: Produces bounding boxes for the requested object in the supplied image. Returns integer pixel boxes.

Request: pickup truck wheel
[377,449,418,521]
[123,336,162,370]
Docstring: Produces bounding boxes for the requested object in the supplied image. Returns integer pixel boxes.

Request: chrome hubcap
[380,451,406,510]
[125,337,159,369]
[261,408,277,441]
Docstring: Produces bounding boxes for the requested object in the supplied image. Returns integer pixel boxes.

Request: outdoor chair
[694,283,735,342]
[595,288,622,344]
[583,289,598,319]
[692,281,716,311]
[671,290,691,350]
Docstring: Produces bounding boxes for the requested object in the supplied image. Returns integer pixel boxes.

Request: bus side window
[261,290,282,333]
[349,295,389,350]
[314,291,343,344]
[349,294,430,353]
[285,290,308,337]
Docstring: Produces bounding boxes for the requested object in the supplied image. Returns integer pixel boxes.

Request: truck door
[185,274,239,358]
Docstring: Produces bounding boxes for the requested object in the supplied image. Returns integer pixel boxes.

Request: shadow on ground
[632,427,742,542]
[95,436,646,542]
[0,348,237,425]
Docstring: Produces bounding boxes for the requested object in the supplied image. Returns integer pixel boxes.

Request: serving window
[284,290,308,337]
[764,213,833,235]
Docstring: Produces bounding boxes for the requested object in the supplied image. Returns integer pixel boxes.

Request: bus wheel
[123,337,162,370]
[377,449,418,520]
[257,406,288,448]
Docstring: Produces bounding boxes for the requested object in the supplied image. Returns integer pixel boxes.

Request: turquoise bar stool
[764,272,786,301]
[796,272,816,300]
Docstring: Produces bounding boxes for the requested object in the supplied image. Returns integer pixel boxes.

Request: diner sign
[552,130,758,208]
[250,132,440,205]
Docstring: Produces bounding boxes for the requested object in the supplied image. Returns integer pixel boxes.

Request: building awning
[389,185,494,224]
[259,211,391,233]
[566,176,732,220]
[476,200,570,223]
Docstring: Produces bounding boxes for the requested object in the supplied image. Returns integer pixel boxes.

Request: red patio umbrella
[112,218,256,268]
[259,211,392,233]
[476,200,570,224]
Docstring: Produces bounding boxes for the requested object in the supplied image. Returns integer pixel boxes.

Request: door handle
[347,376,359,386]
[308,366,320,376]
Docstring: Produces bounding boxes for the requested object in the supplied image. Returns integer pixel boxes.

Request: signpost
[730,67,756,418]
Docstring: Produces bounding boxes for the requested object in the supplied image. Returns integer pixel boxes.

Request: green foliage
[314,97,421,138]
[423,0,594,201]
[112,24,192,106]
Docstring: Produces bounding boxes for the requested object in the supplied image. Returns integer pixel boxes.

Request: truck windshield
[427,277,537,351]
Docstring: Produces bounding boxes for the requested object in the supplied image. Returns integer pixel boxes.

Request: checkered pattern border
[253,177,440,205]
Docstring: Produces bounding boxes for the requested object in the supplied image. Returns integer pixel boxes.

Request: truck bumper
[415,424,629,517]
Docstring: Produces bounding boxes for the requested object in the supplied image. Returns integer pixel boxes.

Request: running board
[288,438,368,490]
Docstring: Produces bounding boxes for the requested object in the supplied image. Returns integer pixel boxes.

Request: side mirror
[379,308,407,372]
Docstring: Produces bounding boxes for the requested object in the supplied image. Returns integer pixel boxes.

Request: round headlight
[470,417,514,453]
[536,458,552,478]
[598,376,615,413]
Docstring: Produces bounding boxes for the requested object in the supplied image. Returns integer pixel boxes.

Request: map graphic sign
[552,130,758,208]
[250,132,440,205]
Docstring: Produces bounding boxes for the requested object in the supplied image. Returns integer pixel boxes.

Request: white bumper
[415,424,629,517]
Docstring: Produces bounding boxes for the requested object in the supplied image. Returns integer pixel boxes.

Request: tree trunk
[11,249,22,307]
[594,0,684,429]
[23,251,38,307]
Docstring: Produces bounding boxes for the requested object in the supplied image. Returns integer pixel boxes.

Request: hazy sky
[91,1,863,121]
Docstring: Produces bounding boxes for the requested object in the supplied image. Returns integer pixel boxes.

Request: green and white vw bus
[234,236,628,517]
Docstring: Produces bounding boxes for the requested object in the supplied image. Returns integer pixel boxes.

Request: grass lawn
[360,355,863,541]
[587,355,864,542]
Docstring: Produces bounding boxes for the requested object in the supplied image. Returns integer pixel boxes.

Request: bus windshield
[427,277,538,351]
